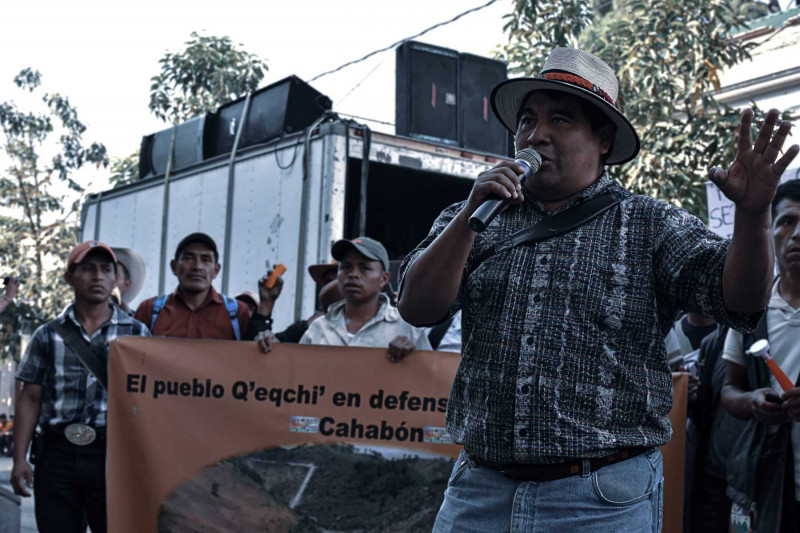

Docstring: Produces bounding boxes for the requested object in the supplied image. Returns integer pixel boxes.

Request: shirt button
[540,256,548,265]
[521,384,530,394]
[519,428,528,437]
[533,295,541,303]
[526,336,534,345]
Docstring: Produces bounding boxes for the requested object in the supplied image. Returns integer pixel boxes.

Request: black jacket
[725,315,796,532]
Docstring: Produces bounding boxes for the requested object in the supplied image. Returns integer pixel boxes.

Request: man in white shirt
[299,237,431,360]
[721,179,800,531]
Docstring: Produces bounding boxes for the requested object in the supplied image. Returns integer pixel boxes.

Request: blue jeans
[433,448,664,532]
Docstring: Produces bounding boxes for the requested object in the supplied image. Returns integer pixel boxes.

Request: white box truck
[81,117,501,331]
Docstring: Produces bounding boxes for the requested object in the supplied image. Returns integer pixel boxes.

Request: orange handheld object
[263,264,287,289]
[765,359,795,393]
[749,339,794,392]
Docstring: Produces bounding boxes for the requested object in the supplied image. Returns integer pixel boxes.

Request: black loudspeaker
[459,53,509,156]
[139,114,209,178]
[396,42,460,145]
[209,75,332,157]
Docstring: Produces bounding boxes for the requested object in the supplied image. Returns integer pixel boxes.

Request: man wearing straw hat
[111,246,146,314]
[398,47,798,530]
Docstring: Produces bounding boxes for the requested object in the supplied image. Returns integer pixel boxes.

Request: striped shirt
[16,303,150,427]
[399,173,762,465]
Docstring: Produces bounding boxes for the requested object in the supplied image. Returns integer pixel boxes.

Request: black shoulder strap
[428,314,456,350]
[743,313,770,390]
[471,190,624,274]
[50,320,108,390]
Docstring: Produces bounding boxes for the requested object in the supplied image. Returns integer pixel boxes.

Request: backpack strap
[470,189,624,277]
[222,295,241,341]
[743,313,771,391]
[50,319,108,390]
[150,294,168,332]
[428,314,456,350]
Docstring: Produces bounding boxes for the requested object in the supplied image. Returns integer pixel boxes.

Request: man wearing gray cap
[398,46,798,530]
[299,236,430,360]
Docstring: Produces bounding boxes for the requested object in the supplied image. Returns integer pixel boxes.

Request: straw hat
[112,247,146,304]
[491,47,640,165]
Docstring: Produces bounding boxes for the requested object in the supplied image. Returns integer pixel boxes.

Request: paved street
[0,456,36,533]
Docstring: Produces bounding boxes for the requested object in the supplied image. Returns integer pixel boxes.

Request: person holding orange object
[722,179,800,532]
[134,233,274,340]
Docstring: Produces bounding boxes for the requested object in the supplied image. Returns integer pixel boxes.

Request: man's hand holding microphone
[467,148,541,232]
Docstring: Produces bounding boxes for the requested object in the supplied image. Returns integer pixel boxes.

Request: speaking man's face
[515,91,611,204]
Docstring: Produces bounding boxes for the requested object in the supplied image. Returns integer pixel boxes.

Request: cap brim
[71,246,117,269]
[491,78,640,165]
[331,241,386,269]
[112,248,146,303]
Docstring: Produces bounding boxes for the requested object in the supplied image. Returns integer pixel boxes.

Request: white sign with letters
[706,165,800,239]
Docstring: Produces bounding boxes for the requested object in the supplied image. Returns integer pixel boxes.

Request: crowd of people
[1,45,798,532]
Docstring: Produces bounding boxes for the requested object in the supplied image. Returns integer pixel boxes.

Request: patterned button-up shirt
[399,174,761,465]
[17,304,150,427]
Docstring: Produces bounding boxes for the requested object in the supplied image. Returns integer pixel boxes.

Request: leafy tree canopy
[108,149,139,188]
[149,32,269,124]
[498,0,792,217]
[0,68,107,360]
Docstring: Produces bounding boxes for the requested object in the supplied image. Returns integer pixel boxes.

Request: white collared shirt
[299,294,432,351]
[723,279,800,499]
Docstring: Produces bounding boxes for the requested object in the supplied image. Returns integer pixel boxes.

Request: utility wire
[309,0,500,82]
[336,112,395,127]
[336,58,387,106]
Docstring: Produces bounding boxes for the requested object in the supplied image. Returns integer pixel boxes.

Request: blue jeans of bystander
[433,448,664,532]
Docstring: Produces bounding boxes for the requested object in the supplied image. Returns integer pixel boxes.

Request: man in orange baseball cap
[12,240,150,533]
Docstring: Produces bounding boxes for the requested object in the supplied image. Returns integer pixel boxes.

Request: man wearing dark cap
[12,240,150,533]
[298,236,430,360]
[134,232,270,340]
[398,47,798,529]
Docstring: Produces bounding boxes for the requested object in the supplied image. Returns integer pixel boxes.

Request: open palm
[710,108,799,214]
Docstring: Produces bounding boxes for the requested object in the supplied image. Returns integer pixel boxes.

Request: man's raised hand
[709,108,799,214]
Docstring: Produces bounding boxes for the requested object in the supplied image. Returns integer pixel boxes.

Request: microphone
[468,148,542,232]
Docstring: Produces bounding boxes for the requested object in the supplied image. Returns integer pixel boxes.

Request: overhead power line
[309,0,500,82]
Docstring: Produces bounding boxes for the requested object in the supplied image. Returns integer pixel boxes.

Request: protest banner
[108,337,686,532]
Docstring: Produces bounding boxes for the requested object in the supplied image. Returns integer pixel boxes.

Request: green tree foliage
[498,0,789,217]
[149,32,269,124]
[108,149,139,188]
[0,68,107,360]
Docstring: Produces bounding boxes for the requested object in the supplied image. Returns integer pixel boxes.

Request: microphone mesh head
[515,148,542,173]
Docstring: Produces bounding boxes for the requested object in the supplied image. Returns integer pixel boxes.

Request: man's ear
[380,270,390,288]
[598,124,614,155]
[211,263,221,279]
[170,260,178,276]
[64,271,74,288]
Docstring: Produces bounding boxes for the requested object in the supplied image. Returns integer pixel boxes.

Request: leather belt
[470,447,651,482]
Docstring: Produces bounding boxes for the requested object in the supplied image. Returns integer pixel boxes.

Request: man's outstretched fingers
[773,145,800,178]
[737,108,755,152]
[753,109,779,155]
[763,121,792,165]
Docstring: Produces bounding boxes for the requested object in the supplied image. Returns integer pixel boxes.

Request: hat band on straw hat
[541,72,616,108]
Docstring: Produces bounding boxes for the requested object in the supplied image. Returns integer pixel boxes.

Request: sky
[2,0,798,195]
[0,0,514,193]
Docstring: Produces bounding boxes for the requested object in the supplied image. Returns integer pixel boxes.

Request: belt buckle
[64,423,96,446]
